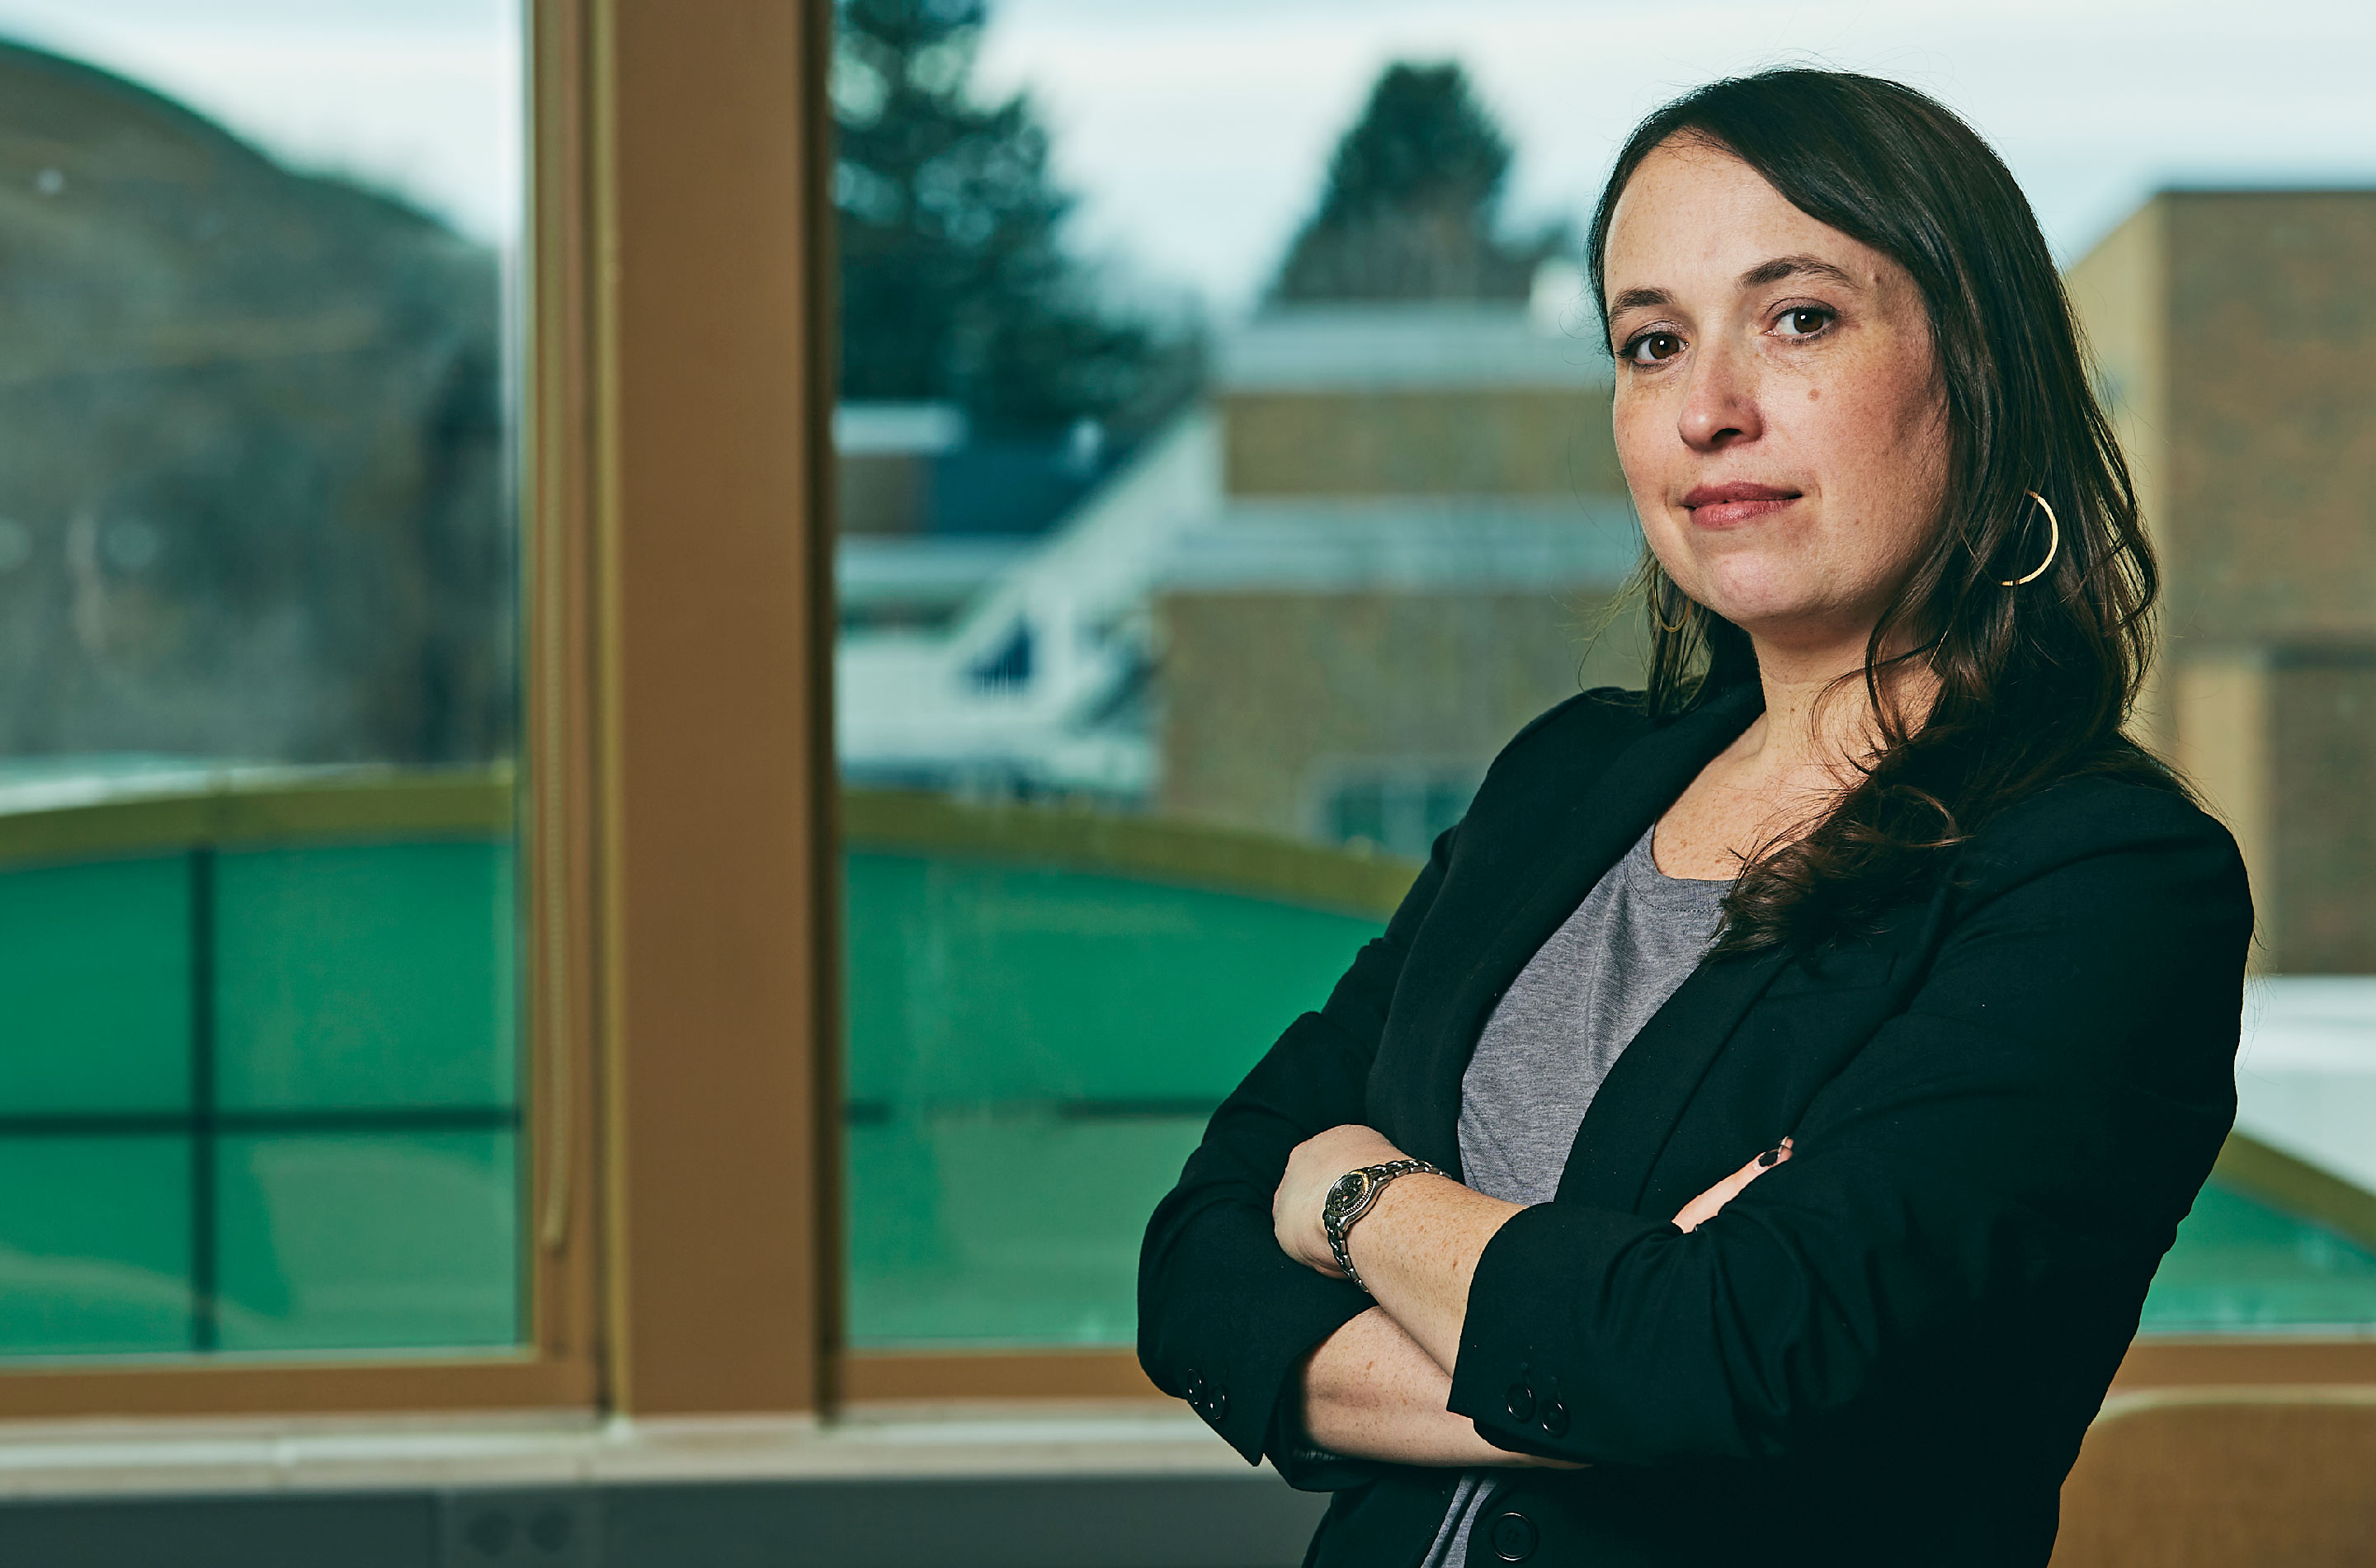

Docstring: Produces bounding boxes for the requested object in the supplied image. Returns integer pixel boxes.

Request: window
[832,0,2376,1392]
[0,0,843,1426]
[831,5,1643,1376]
[0,2,534,1368]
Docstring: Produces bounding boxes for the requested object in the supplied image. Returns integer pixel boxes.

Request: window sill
[0,1403,1241,1501]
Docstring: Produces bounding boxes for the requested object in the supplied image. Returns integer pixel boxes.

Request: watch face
[1323,1170,1369,1218]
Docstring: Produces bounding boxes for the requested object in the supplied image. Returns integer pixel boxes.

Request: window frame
[0,0,609,1421]
[0,0,846,1422]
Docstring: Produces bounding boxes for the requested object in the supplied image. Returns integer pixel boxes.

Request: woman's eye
[1775,306,1834,338]
[1625,332,1684,365]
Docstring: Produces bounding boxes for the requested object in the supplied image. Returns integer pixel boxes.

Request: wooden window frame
[1,0,2366,1429]
[0,0,842,1423]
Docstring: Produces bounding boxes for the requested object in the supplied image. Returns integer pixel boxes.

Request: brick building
[1153,301,1643,854]
[2069,191,2376,972]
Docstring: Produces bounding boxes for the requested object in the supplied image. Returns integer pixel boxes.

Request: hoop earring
[2001,491,2060,586]
[1649,587,1692,635]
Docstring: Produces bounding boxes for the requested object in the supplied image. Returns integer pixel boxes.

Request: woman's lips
[1681,483,1802,529]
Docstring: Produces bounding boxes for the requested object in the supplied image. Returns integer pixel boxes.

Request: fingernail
[1757,1147,1781,1168]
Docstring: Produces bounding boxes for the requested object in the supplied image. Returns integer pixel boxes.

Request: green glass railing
[2143,1129,2376,1333]
[0,772,520,1358]
[842,791,1411,1346]
[3,773,2369,1359]
[836,791,2376,1347]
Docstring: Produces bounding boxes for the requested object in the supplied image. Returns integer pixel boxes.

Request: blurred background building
[833,49,1643,857]
[2071,191,2376,975]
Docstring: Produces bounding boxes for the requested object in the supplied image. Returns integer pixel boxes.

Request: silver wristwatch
[1321,1159,1444,1293]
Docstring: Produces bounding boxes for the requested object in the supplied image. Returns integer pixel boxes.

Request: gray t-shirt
[1424,822,1731,1567]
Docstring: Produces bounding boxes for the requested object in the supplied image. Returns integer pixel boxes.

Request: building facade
[2070,191,2376,971]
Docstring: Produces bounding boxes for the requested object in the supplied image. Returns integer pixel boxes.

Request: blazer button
[1504,1383,1535,1423]
[1539,1401,1569,1438]
[1208,1387,1229,1420]
[1488,1509,1539,1562]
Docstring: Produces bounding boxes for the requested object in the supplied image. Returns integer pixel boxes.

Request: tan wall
[1154,588,1647,841]
[1220,387,1623,497]
[2065,200,2172,753]
[2070,191,2376,972]
[2171,656,2273,963]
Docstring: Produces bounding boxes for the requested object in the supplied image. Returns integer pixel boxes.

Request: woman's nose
[1677,341,1763,452]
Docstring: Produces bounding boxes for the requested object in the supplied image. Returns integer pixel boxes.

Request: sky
[978,0,2376,314]
[0,1,2367,314]
[0,0,520,244]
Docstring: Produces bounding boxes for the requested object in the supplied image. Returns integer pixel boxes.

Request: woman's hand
[1671,1137,1792,1232]
[1274,1123,1410,1274]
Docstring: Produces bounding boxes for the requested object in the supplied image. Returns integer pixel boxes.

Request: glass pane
[835,2,2376,1349]
[215,1131,518,1353]
[846,850,1382,1344]
[0,1137,189,1356]
[833,0,1638,1349]
[215,843,516,1112]
[846,854,1380,1107]
[0,2,526,1361]
[0,855,187,1114]
[851,1113,1203,1345]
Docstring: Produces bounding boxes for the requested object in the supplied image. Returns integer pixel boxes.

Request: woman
[1137,69,2251,1568]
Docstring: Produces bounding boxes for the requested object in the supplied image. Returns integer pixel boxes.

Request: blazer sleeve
[1445,783,2252,1467]
[1137,820,1458,1481]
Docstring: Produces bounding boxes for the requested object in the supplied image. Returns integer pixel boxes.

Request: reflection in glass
[0,8,524,1360]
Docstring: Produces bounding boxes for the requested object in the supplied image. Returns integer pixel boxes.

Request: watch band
[1322,1158,1444,1294]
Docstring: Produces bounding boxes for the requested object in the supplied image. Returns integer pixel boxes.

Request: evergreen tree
[1271,61,1564,304]
[832,0,1196,439]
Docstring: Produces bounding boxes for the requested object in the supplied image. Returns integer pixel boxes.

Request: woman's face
[1602,135,1949,659]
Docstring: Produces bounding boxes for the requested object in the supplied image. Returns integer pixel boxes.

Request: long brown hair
[1588,70,2166,953]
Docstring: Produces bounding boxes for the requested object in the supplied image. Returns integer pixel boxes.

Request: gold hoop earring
[2001,491,2060,586]
[1649,588,1692,635]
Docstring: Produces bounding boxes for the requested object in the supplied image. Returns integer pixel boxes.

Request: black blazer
[1137,682,2252,1568]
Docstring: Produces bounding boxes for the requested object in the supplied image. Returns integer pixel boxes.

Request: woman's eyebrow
[1737,253,1857,290]
[1608,285,1671,314]
[1609,254,1857,316]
